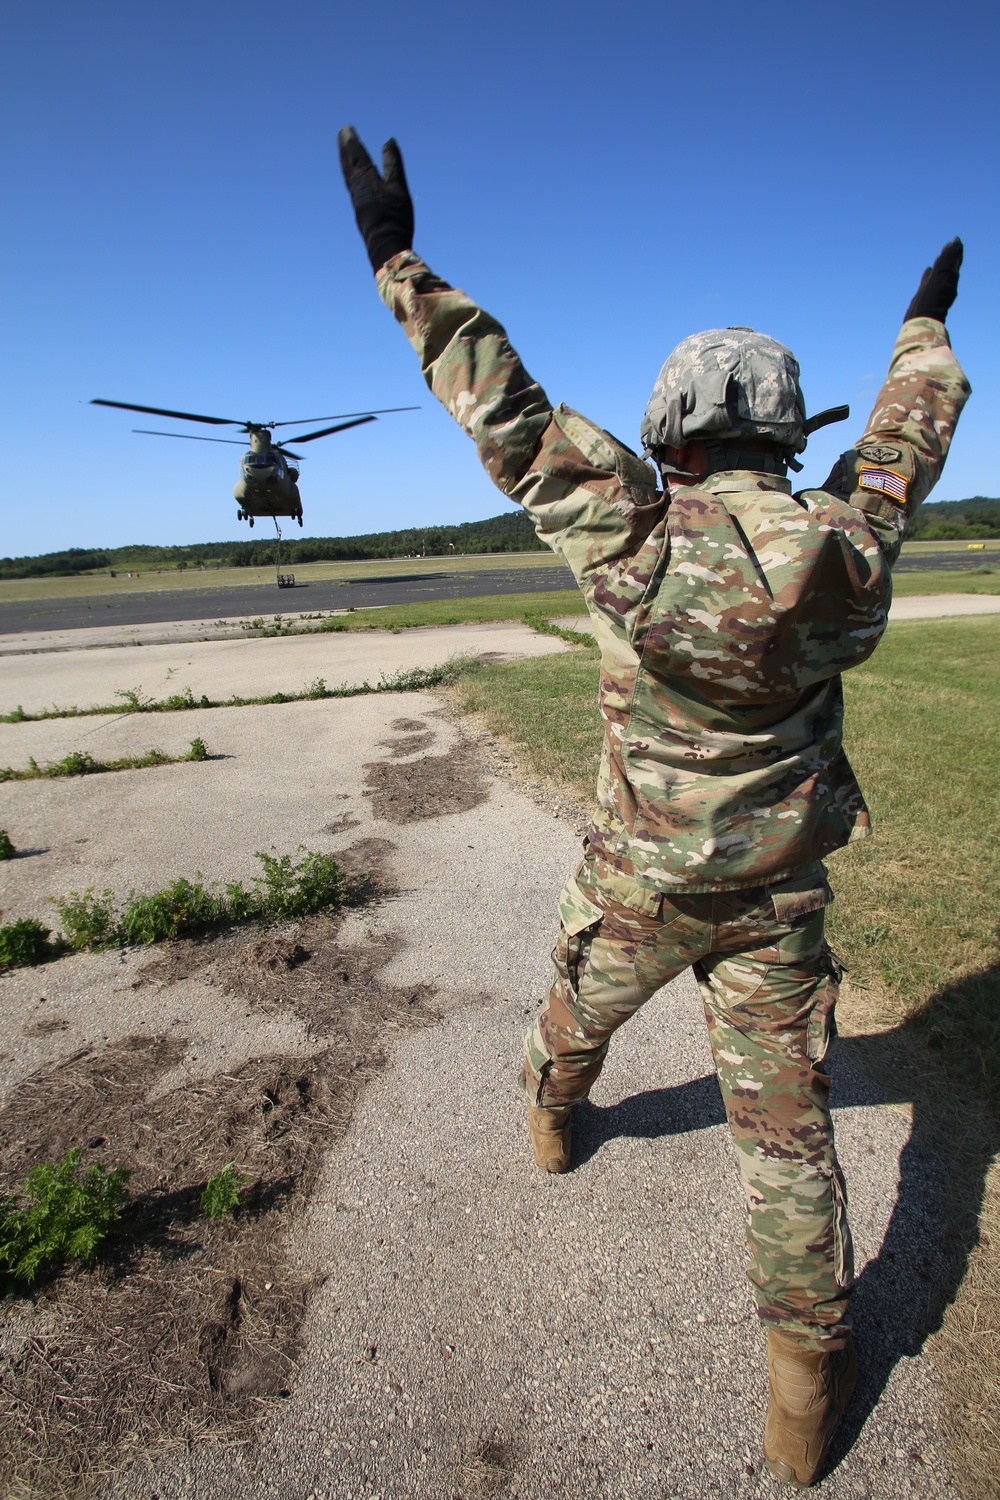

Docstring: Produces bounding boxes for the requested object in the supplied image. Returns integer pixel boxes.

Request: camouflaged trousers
[521,853,854,1350]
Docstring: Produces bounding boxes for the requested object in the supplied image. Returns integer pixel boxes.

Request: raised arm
[337,128,664,590]
[821,240,971,557]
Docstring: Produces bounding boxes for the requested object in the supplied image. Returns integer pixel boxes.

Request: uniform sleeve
[375,252,664,589]
[820,316,971,562]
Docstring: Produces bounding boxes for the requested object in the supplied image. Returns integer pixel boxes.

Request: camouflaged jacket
[377,253,971,892]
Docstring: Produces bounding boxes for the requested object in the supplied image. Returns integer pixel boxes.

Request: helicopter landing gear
[237,509,244,521]
[248,516,254,528]
[297,514,303,527]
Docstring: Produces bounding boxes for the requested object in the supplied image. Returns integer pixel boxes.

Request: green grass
[0,739,211,780]
[451,615,1000,1097]
[893,568,1000,596]
[240,589,586,636]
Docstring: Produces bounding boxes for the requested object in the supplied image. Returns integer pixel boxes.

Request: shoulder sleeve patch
[858,469,909,505]
[857,443,902,464]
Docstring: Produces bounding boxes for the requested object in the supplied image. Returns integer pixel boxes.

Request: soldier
[338,127,969,1487]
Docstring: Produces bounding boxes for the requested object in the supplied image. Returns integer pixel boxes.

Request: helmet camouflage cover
[640,327,809,456]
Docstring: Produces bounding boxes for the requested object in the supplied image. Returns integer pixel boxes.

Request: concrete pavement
[0,628,959,1498]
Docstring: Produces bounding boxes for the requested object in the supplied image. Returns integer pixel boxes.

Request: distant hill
[0,509,545,580]
[3,492,997,580]
[907,495,1000,540]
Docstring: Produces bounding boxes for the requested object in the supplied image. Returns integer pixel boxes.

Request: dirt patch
[22,1016,70,1036]
[324,811,361,835]
[0,903,443,1498]
[363,739,489,823]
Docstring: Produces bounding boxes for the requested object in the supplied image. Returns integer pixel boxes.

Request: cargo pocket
[804,947,844,1067]
[555,876,604,995]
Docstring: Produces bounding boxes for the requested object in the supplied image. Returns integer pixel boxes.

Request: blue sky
[2,0,996,556]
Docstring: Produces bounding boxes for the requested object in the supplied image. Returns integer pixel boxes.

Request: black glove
[338,125,414,273]
[905,237,963,324]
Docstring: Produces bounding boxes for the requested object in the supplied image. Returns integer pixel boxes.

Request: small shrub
[305,677,327,699]
[0,829,15,859]
[0,1147,131,1287]
[118,876,225,945]
[186,736,209,761]
[53,889,118,950]
[0,918,53,970]
[49,750,98,777]
[253,848,343,920]
[200,1163,247,1220]
[113,687,153,712]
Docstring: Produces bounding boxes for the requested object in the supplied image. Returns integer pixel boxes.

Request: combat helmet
[640,327,848,474]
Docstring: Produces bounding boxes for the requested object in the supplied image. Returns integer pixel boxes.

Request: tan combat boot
[763,1329,857,1488]
[527,1104,572,1173]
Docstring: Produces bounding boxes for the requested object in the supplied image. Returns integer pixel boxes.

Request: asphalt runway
[0,563,576,635]
[0,549,990,636]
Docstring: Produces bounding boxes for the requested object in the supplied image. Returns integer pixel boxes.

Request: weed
[0,918,55,970]
[113,687,154,712]
[0,1148,131,1288]
[39,847,351,967]
[305,677,327,698]
[0,744,209,781]
[118,877,225,945]
[54,889,118,950]
[253,848,344,920]
[0,830,15,860]
[200,1164,247,1220]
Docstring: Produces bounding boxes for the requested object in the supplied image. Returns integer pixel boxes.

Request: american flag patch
[859,469,909,504]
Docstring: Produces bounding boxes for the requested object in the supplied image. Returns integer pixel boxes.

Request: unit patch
[858,443,902,464]
[859,469,909,505]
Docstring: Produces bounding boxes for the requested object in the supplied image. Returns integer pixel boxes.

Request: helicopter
[90,398,418,542]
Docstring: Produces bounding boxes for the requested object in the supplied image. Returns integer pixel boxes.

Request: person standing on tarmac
[337,126,969,1488]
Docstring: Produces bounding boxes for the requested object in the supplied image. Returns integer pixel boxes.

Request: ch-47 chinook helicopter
[91,397,418,582]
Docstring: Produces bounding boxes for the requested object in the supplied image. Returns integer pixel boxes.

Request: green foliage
[908,495,1000,541]
[117,877,225,945]
[0,743,205,781]
[200,1163,247,1220]
[53,889,117,950]
[0,918,54,970]
[252,848,344,920]
[38,848,349,970]
[0,829,15,859]
[0,1148,131,1287]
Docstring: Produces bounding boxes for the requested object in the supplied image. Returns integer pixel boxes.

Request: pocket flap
[770,882,831,924]
[557,877,604,938]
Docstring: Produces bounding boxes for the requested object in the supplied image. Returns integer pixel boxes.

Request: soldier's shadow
[572,961,1000,1467]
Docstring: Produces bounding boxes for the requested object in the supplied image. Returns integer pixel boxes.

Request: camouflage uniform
[375,253,970,1345]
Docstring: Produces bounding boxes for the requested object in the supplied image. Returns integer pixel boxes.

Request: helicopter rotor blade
[133,428,249,446]
[275,448,304,461]
[270,405,420,427]
[283,415,378,444]
[93,399,244,426]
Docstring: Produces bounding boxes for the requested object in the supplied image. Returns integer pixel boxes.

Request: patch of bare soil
[0,903,442,1498]
[363,739,489,823]
[379,715,436,759]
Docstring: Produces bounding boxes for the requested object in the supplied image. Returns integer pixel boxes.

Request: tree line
[2,495,997,580]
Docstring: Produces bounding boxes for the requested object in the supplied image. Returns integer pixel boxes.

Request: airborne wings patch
[858,443,902,464]
[859,469,909,505]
